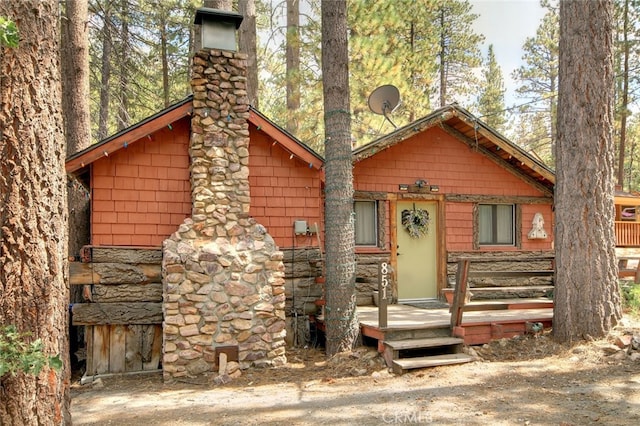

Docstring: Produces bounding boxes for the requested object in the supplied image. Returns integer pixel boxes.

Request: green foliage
[256,0,485,149]
[509,1,559,167]
[349,0,439,140]
[0,325,61,378]
[0,16,19,48]
[88,0,197,141]
[621,282,640,317]
[433,0,484,107]
[476,44,506,132]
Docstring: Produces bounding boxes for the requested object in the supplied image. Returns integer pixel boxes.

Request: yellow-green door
[396,201,437,301]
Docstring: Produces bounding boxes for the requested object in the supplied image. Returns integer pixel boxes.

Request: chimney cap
[194,7,243,29]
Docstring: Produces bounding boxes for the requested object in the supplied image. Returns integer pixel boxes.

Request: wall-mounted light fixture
[429,185,440,193]
[399,184,409,191]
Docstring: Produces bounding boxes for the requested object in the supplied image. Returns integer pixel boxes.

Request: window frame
[354,199,379,247]
[475,203,519,247]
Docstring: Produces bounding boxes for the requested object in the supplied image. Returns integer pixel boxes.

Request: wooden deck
[356,302,553,347]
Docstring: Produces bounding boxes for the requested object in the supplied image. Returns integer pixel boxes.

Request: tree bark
[117,0,130,131]
[554,0,621,342]
[439,8,446,107]
[98,2,113,140]
[61,0,91,280]
[61,0,91,157]
[0,1,70,424]
[321,0,358,356]
[239,0,258,108]
[205,0,232,9]
[617,0,630,188]
[160,11,170,108]
[286,0,300,134]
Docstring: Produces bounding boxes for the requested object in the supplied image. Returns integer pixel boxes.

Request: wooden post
[450,259,470,333]
[378,261,390,329]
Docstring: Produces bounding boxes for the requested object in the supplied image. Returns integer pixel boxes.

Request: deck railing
[615,221,640,247]
[449,255,555,336]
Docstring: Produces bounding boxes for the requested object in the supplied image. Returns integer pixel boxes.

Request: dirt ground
[71,315,640,426]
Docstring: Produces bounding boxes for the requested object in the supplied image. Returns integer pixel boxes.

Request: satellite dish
[368,85,401,128]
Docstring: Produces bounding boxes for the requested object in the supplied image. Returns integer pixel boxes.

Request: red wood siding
[91,117,191,247]
[90,119,323,249]
[248,124,323,248]
[445,202,474,250]
[354,127,553,251]
[354,128,544,196]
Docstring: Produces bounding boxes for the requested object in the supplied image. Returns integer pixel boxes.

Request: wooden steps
[383,336,473,375]
[392,354,474,375]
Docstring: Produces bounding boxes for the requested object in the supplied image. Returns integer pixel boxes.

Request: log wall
[71,246,385,358]
[446,251,555,298]
[282,247,389,346]
[71,247,163,376]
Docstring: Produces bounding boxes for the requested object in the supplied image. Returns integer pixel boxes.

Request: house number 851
[380,262,389,300]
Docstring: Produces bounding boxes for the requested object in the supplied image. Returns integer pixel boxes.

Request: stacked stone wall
[162,49,286,381]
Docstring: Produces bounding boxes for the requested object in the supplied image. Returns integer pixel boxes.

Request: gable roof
[66,95,324,179]
[353,104,555,196]
[248,108,323,170]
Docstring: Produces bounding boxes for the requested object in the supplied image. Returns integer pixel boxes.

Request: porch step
[383,336,472,374]
[392,353,474,375]
[384,337,464,351]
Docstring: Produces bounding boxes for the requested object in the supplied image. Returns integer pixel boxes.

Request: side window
[479,204,515,245]
[354,200,377,246]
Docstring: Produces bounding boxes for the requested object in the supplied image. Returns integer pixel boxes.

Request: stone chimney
[161,8,286,381]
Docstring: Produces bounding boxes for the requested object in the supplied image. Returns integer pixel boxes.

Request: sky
[470,0,547,107]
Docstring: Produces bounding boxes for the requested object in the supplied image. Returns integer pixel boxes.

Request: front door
[396,200,437,301]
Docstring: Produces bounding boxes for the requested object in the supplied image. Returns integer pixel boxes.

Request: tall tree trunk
[117,0,130,131]
[61,0,91,317]
[555,0,621,342]
[286,0,300,134]
[196,0,232,52]
[321,0,358,356]
[205,0,232,9]
[549,72,557,162]
[160,12,170,108]
[439,8,446,107]
[0,1,70,424]
[409,21,416,122]
[239,0,258,108]
[62,0,91,157]
[98,2,113,140]
[617,0,630,188]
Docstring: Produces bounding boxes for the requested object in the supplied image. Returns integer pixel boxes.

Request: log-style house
[64,7,559,379]
[66,99,558,376]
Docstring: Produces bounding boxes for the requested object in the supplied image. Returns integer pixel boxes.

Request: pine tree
[613,0,640,189]
[89,0,196,142]
[239,0,259,108]
[286,0,301,134]
[555,0,621,342]
[348,0,439,140]
[434,0,484,107]
[511,0,559,165]
[0,0,70,422]
[321,0,359,356]
[476,44,506,132]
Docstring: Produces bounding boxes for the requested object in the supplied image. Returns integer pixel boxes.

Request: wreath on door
[401,207,430,239]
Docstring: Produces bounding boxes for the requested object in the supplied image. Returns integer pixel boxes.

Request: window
[354,200,377,245]
[479,204,515,245]
[621,206,637,221]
